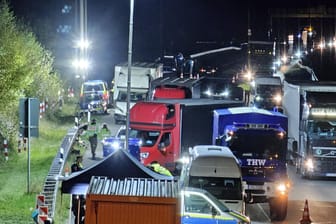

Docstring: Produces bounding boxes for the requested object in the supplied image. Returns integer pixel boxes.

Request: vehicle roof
[151,76,204,88]
[151,98,244,106]
[83,80,106,85]
[192,145,235,158]
[216,106,287,117]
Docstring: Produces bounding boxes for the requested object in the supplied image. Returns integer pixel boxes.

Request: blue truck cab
[212,107,289,221]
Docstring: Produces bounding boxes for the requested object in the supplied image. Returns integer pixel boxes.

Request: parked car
[181,187,250,224]
[79,80,110,113]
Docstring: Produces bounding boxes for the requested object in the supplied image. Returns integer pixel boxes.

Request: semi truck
[251,75,283,111]
[113,62,163,124]
[213,107,289,221]
[129,99,243,172]
[283,80,336,178]
[149,76,203,100]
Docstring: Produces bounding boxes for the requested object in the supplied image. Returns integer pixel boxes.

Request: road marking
[257,203,271,223]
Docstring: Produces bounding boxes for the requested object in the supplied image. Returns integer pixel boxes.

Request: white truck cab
[180,145,245,214]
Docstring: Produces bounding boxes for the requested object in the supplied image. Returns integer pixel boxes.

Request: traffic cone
[300,199,312,224]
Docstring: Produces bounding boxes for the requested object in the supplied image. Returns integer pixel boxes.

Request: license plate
[248,185,264,190]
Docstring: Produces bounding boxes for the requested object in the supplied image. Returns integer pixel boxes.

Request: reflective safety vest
[150,163,172,176]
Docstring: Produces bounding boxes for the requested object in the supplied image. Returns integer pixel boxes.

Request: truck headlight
[273,94,282,103]
[276,181,290,195]
[305,158,314,170]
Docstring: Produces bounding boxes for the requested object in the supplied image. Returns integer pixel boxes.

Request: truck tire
[269,196,288,221]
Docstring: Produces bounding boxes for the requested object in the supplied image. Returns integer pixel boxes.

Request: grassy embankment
[0,101,80,223]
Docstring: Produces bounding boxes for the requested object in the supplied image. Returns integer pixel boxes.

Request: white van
[179,145,245,214]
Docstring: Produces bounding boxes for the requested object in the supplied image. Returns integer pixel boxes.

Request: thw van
[179,145,245,214]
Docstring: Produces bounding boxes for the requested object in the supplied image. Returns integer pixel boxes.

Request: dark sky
[8,0,336,81]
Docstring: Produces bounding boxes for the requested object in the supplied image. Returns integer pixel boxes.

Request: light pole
[125,0,135,151]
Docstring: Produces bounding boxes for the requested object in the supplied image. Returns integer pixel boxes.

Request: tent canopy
[61,149,174,194]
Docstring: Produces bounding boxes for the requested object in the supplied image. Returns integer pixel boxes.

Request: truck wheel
[269,197,288,221]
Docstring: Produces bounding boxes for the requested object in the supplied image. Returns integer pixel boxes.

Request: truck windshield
[308,120,336,134]
[227,129,286,159]
[129,129,160,147]
[189,176,242,200]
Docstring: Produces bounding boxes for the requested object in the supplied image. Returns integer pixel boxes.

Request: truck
[212,107,289,221]
[149,76,202,100]
[113,62,163,124]
[251,75,283,111]
[283,80,336,178]
[129,99,244,172]
[84,176,250,224]
[179,145,245,214]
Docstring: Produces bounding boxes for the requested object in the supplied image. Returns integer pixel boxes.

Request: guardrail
[39,124,85,220]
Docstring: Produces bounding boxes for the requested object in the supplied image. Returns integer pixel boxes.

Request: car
[181,187,250,224]
[79,80,110,113]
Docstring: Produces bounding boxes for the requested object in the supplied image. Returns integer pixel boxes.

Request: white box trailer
[113,62,163,124]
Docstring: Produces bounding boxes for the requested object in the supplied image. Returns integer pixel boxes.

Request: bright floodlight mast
[125,0,135,151]
[73,0,89,81]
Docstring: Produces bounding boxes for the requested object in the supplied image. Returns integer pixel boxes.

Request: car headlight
[140,152,149,159]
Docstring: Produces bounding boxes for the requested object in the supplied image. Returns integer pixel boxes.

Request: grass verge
[0,102,76,223]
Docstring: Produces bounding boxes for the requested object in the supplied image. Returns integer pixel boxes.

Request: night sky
[8,0,336,81]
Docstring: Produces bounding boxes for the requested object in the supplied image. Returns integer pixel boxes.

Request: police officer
[71,156,84,173]
[88,133,98,160]
[147,161,172,176]
[71,156,85,224]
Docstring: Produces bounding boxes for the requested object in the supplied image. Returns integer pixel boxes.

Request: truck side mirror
[215,137,221,146]
[292,140,298,157]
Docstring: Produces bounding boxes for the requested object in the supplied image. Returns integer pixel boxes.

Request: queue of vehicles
[80,57,336,223]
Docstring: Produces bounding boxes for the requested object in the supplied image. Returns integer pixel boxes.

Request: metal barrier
[39,124,85,220]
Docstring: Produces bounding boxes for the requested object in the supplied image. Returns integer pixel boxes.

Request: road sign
[19,98,39,137]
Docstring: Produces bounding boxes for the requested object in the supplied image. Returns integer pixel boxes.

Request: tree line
[0,1,63,147]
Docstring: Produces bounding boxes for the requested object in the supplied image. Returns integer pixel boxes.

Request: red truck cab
[130,101,181,170]
[130,99,244,172]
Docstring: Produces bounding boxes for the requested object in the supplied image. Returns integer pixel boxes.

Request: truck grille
[315,157,336,173]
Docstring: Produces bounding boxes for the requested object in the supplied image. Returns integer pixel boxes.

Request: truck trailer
[283,80,336,178]
[113,62,163,124]
[129,99,243,172]
[213,107,289,221]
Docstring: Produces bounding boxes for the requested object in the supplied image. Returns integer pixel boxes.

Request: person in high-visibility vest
[147,161,172,176]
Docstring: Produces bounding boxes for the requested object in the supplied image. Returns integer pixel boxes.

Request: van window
[189,176,242,200]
